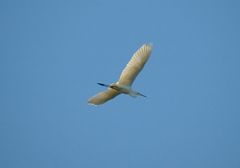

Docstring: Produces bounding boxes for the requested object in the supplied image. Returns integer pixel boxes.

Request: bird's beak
[97,83,109,87]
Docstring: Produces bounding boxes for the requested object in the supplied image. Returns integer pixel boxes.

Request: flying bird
[88,43,153,105]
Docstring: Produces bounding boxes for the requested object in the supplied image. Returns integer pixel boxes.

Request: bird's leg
[137,92,146,97]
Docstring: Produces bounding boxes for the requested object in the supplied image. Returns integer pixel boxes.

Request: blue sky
[1,0,240,167]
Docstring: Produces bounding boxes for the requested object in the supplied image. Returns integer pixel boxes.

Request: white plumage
[88,43,153,105]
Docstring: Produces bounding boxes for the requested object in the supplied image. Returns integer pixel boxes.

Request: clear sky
[1,0,240,167]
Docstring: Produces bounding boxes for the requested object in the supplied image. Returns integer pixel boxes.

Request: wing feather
[118,44,152,86]
[88,88,120,105]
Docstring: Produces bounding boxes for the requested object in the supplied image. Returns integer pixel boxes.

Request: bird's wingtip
[87,101,99,106]
[146,43,153,47]
[88,103,98,106]
[142,43,153,49]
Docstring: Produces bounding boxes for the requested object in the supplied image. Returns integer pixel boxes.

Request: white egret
[88,43,153,105]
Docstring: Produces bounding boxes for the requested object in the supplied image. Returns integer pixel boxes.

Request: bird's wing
[88,88,120,105]
[118,44,152,86]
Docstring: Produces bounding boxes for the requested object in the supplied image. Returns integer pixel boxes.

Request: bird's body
[88,43,152,105]
[99,83,146,97]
